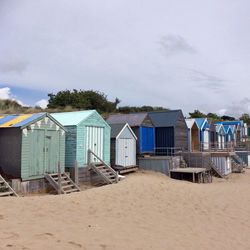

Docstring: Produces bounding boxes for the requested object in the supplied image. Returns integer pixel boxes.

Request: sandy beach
[1,170,250,250]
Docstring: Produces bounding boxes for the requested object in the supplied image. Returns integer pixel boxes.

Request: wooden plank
[58,161,62,195]
[75,160,79,186]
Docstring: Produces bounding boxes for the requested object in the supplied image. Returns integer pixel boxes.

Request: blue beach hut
[223,125,234,143]
[195,118,210,150]
[215,124,226,149]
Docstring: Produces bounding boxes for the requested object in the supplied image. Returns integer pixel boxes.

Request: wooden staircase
[90,162,118,184]
[209,160,226,178]
[88,149,118,185]
[233,154,247,169]
[231,158,244,173]
[0,175,18,197]
[45,173,81,194]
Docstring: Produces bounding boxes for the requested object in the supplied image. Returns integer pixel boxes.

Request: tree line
[1,89,250,124]
[47,89,167,114]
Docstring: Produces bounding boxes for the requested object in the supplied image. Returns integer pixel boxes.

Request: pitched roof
[0,113,66,130]
[148,110,183,127]
[215,124,226,135]
[107,113,148,127]
[0,113,45,128]
[109,123,137,139]
[195,118,207,130]
[109,123,126,138]
[185,119,197,129]
[51,110,96,126]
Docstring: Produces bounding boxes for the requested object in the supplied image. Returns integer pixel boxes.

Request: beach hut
[107,113,155,154]
[109,123,137,169]
[51,110,110,168]
[0,113,66,181]
[195,118,210,150]
[148,110,188,155]
[218,121,243,141]
[215,124,226,149]
[185,119,199,152]
[224,125,234,143]
[211,156,232,176]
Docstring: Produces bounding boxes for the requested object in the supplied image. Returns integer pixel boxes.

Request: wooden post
[75,160,79,186]
[87,149,91,167]
[192,172,195,183]
[58,161,62,195]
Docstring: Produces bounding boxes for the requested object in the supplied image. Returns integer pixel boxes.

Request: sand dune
[1,170,250,250]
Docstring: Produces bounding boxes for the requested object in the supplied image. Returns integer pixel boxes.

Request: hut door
[28,130,45,177]
[204,130,209,150]
[117,139,135,167]
[222,136,225,149]
[217,135,221,149]
[86,126,104,163]
[45,130,60,173]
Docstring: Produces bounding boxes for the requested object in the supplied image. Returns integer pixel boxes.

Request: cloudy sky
[0,0,250,116]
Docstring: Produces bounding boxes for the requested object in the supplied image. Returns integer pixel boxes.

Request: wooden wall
[182,152,211,169]
[175,113,188,150]
[141,115,154,127]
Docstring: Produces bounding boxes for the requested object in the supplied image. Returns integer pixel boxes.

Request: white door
[86,126,104,163]
[218,135,221,149]
[222,136,225,149]
[117,139,136,167]
[204,130,209,150]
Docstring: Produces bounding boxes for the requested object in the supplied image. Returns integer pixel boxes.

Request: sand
[1,170,250,250]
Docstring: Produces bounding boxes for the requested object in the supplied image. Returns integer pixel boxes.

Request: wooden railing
[87,149,118,183]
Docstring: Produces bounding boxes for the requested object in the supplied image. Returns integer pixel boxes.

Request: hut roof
[51,110,97,126]
[0,113,64,129]
[223,125,233,134]
[107,113,148,127]
[215,123,226,135]
[185,119,197,129]
[109,123,137,139]
[148,110,183,127]
[195,118,209,130]
[110,123,126,138]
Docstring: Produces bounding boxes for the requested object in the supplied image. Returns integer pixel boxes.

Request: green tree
[239,113,250,125]
[207,113,222,122]
[47,89,120,113]
[189,110,206,118]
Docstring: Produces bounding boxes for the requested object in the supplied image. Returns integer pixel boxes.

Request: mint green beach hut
[51,110,111,170]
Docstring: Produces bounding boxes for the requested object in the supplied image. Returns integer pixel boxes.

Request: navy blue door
[155,127,174,155]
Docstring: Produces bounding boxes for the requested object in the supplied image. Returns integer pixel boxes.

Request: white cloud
[0,0,250,115]
[0,87,11,99]
[0,87,24,106]
[35,99,48,109]
[218,98,250,118]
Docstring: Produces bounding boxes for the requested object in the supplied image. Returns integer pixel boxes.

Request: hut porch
[170,168,212,183]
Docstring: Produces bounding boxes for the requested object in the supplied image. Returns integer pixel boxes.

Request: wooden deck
[117,166,138,175]
[170,168,212,183]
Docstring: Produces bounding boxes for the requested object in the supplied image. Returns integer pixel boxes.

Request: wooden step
[62,184,75,189]
[0,191,14,197]
[65,188,79,194]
